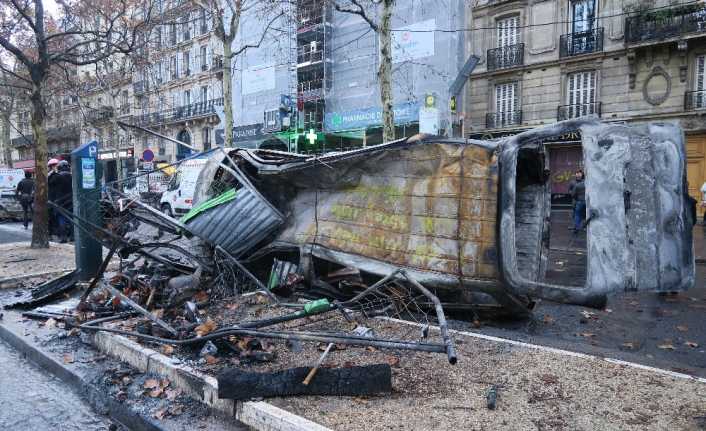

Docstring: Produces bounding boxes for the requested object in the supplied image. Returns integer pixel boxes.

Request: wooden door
[686,134,706,217]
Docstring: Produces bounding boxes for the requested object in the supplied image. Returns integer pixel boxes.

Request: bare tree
[0,61,28,166]
[333,0,395,142]
[192,0,286,147]
[0,0,156,247]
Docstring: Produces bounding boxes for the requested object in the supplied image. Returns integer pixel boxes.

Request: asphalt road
[452,212,706,378]
[0,222,32,244]
[0,339,114,430]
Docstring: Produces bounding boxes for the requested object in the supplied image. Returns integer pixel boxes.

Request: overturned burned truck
[182,119,694,314]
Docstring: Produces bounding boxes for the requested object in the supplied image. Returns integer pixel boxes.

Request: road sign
[142,148,154,162]
[143,161,153,171]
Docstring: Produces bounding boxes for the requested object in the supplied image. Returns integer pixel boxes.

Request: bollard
[71,141,103,281]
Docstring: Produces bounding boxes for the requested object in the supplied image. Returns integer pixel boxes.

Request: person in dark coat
[568,169,586,235]
[53,160,73,242]
[15,170,34,229]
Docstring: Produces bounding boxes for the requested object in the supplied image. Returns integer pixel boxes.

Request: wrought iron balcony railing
[487,43,524,71]
[625,6,706,44]
[485,110,522,129]
[560,28,604,58]
[87,106,114,122]
[132,98,223,126]
[557,102,602,121]
[685,90,706,111]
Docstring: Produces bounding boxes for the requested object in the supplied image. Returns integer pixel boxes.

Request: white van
[0,168,26,220]
[159,157,209,217]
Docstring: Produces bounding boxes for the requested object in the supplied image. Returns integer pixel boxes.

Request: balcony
[557,102,602,121]
[625,5,706,44]
[560,28,604,58]
[685,90,706,111]
[485,110,522,129]
[487,43,524,71]
[132,98,223,126]
[87,106,114,122]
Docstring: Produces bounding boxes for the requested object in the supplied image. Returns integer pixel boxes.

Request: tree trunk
[222,37,234,148]
[378,0,395,142]
[30,83,49,248]
[1,115,11,166]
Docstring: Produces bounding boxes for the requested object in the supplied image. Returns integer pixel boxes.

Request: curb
[90,331,332,431]
[0,320,168,431]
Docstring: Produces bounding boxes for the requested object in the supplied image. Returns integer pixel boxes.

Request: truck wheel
[161,204,173,218]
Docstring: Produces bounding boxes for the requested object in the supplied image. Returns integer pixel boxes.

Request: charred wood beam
[217,364,392,400]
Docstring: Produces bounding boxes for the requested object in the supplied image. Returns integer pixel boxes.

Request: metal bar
[104,284,179,338]
[400,270,457,364]
[78,324,449,354]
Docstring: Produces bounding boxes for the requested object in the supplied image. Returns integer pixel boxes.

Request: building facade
[465,0,706,207]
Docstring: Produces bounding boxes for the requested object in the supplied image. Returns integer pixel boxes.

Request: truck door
[581,122,695,293]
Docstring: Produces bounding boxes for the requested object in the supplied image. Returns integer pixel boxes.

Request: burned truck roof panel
[273,141,500,282]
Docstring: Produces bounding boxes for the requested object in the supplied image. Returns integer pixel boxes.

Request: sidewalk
[0,242,75,288]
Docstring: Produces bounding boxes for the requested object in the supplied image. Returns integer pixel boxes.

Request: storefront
[469,128,583,207]
[686,132,706,216]
[98,148,135,184]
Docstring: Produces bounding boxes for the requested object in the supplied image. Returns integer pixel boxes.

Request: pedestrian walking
[568,169,586,235]
[47,158,60,237]
[15,170,34,229]
[53,160,73,243]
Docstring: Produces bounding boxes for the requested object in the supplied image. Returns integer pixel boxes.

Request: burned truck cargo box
[186,119,694,311]
[234,137,530,311]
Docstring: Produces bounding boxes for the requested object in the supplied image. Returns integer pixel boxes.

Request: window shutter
[697,55,705,91]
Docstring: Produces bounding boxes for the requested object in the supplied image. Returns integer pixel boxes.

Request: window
[199,9,207,34]
[572,0,596,34]
[200,86,208,104]
[121,90,129,114]
[566,71,597,117]
[169,22,177,45]
[155,61,163,83]
[694,55,705,109]
[183,90,191,107]
[170,55,178,79]
[497,16,519,47]
[494,82,519,127]
[155,27,162,49]
[143,136,149,151]
[182,15,190,41]
[183,51,191,76]
[200,46,207,71]
[202,127,211,150]
[158,140,166,156]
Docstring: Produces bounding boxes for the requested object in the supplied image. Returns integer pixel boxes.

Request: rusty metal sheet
[275,142,499,282]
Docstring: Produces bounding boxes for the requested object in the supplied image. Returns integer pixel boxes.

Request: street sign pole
[71,140,103,281]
